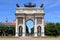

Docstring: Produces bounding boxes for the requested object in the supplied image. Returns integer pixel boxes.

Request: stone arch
[25,19,34,23]
[15,7,45,37]
[19,26,23,36]
[37,26,41,36]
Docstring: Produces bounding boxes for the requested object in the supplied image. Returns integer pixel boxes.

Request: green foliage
[0,25,15,36]
[8,25,15,35]
[45,23,60,36]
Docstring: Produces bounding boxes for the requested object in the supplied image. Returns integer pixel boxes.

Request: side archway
[37,26,41,36]
[19,26,23,36]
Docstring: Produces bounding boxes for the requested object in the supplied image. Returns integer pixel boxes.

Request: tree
[45,23,60,36]
[8,25,15,35]
[55,23,60,35]
[0,24,9,36]
[0,24,15,36]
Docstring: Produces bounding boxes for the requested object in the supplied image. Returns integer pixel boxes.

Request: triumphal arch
[15,3,45,37]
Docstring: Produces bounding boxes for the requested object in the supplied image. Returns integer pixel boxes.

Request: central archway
[26,20,34,36]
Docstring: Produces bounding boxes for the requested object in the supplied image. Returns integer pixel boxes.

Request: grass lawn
[33,36,59,38]
[0,36,59,38]
[0,36,16,38]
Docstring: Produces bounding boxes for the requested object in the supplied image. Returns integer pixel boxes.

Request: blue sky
[0,0,60,32]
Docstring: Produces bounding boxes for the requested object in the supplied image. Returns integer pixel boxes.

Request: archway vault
[25,19,34,23]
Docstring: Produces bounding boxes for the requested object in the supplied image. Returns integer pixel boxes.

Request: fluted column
[41,18,45,36]
[15,17,19,37]
[34,18,37,37]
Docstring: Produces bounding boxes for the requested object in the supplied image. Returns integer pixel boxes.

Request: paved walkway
[0,36,60,40]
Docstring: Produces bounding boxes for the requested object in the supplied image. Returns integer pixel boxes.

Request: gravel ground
[0,36,60,40]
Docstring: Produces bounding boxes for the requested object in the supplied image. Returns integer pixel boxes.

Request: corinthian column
[41,18,45,36]
[22,17,26,37]
[34,18,37,37]
[15,17,19,37]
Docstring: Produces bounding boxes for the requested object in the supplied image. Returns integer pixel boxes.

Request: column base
[22,32,25,37]
[34,34,37,37]
[34,32,37,37]
[15,34,19,37]
[41,32,45,37]
[41,34,45,36]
